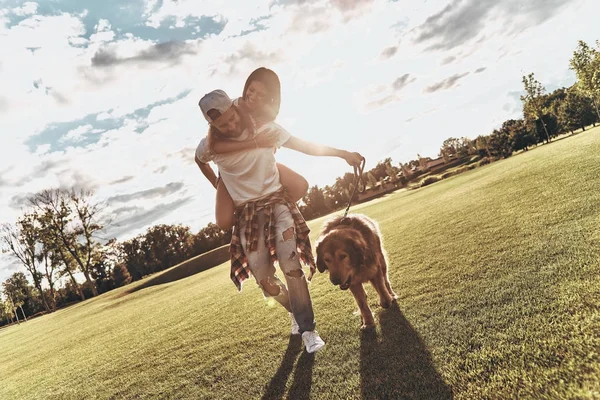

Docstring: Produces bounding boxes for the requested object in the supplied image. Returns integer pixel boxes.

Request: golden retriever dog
[315,214,397,329]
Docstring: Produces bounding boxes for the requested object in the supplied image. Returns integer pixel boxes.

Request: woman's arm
[282,136,364,167]
[211,130,280,154]
[212,138,258,154]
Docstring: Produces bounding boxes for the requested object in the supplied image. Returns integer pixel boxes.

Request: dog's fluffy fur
[315,214,397,329]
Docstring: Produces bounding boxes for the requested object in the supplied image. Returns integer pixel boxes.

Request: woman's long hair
[242,67,281,122]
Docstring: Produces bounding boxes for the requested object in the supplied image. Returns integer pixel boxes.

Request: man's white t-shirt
[195,122,291,206]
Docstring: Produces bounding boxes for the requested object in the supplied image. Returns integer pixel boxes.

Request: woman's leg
[215,179,235,230]
[276,163,309,203]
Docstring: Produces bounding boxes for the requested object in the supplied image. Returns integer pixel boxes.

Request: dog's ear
[315,238,328,273]
[345,230,369,267]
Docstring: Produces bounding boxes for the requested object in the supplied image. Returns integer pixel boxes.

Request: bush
[113,264,132,287]
[467,155,481,165]
[29,311,47,319]
[81,282,96,299]
[421,176,441,187]
[440,163,479,180]
[478,157,491,167]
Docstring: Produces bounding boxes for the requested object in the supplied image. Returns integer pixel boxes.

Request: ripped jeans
[239,203,316,333]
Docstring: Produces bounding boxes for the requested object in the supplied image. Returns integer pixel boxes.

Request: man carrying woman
[195,68,363,353]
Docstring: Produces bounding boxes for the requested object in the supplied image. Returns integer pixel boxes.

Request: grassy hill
[2,128,600,399]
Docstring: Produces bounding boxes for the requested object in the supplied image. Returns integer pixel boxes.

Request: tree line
[300,41,600,219]
[1,39,599,326]
[436,40,599,163]
[0,188,231,326]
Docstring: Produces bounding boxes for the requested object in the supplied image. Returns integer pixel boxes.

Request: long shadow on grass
[261,336,314,400]
[360,302,453,400]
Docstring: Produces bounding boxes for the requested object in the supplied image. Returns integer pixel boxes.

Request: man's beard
[212,107,252,140]
[225,123,243,138]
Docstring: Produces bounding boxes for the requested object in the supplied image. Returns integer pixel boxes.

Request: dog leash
[343,157,366,218]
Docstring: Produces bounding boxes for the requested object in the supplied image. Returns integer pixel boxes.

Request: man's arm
[195,155,218,189]
[282,136,364,167]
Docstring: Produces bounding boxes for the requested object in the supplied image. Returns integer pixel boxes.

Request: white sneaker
[302,330,325,353]
[290,313,300,335]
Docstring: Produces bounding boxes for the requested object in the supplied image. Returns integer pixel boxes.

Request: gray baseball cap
[198,90,234,123]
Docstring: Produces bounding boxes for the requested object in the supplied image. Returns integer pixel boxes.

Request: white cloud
[60,124,93,143]
[1,0,599,257]
[142,0,272,36]
[34,143,51,155]
[12,2,38,17]
[96,112,112,120]
[95,18,111,32]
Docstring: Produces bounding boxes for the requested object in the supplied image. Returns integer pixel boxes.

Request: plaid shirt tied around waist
[229,188,316,291]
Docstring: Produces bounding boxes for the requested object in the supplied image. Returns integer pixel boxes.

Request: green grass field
[2,128,600,399]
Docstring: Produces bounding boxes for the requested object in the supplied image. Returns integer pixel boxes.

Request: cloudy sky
[1,0,598,281]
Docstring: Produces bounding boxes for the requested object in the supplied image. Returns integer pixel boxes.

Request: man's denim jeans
[239,203,316,333]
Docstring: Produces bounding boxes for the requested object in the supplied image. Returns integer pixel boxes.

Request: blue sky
[1,0,598,281]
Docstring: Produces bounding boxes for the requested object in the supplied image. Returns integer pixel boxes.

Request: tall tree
[569,40,600,120]
[1,214,51,313]
[29,188,104,297]
[502,119,535,152]
[521,73,551,143]
[193,223,225,256]
[559,85,597,132]
[1,296,17,325]
[120,236,147,281]
[324,180,349,210]
[36,220,61,310]
[2,272,31,322]
[36,208,85,301]
[368,158,398,181]
[439,138,460,162]
[489,128,512,158]
[438,138,471,162]
[0,298,16,325]
[112,264,132,288]
[301,186,329,219]
[475,135,492,158]
[144,224,194,273]
[91,238,121,293]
